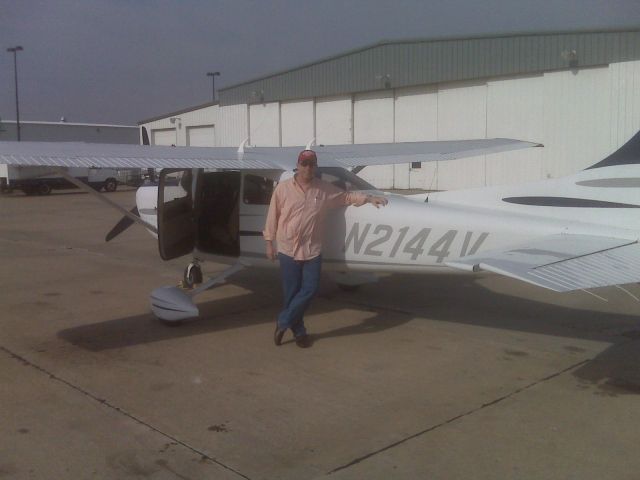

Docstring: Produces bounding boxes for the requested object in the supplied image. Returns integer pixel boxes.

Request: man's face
[297,158,317,182]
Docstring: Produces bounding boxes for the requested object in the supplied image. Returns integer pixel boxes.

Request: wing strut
[55,169,158,235]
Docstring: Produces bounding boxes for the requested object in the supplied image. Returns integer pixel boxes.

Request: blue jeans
[277,253,322,338]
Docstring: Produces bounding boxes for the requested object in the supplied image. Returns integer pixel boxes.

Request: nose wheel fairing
[150,262,245,323]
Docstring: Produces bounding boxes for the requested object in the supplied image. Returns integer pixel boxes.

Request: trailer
[0,120,140,194]
[3,166,119,195]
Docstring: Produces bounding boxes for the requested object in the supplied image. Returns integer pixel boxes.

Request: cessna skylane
[2,131,640,322]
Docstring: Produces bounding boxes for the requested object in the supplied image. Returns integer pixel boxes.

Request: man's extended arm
[360,193,388,208]
[327,186,388,209]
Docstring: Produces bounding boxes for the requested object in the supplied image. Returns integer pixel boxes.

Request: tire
[104,178,117,192]
[22,186,36,196]
[37,183,52,195]
[183,264,203,288]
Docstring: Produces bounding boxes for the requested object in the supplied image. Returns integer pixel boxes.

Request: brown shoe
[295,334,313,348]
[274,325,285,346]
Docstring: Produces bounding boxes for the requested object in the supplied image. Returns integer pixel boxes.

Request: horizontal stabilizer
[446,234,640,291]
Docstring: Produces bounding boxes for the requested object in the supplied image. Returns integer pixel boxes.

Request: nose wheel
[183,262,203,288]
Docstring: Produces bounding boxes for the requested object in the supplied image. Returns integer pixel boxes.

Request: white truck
[1,166,119,195]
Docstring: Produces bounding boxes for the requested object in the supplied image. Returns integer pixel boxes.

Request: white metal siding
[609,60,640,149]
[186,125,215,147]
[218,104,247,147]
[315,95,352,145]
[281,100,314,147]
[354,91,394,188]
[142,105,220,147]
[437,81,487,190]
[485,74,545,185]
[394,85,439,189]
[139,59,640,191]
[542,66,611,178]
[250,102,280,146]
[181,106,218,131]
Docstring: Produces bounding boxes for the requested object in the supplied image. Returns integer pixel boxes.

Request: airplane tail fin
[586,130,640,170]
[432,129,640,233]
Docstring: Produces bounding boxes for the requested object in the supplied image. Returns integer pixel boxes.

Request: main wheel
[104,178,118,192]
[37,183,52,195]
[183,263,203,288]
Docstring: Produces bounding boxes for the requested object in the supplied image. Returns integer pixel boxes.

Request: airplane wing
[0,138,540,171]
[446,234,640,291]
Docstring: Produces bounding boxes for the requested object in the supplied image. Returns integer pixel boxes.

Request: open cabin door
[195,171,241,257]
[157,169,196,260]
[238,172,277,258]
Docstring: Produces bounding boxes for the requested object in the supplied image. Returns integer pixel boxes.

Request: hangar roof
[219,29,640,106]
[138,101,218,125]
[0,120,138,144]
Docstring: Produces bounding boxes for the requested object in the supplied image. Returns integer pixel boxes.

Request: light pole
[7,46,23,141]
[206,71,220,102]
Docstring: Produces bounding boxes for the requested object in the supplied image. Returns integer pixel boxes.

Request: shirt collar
[293,174,318,191]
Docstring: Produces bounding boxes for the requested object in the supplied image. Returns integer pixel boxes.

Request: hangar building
[0,120,138,144]
[139,29,640,190]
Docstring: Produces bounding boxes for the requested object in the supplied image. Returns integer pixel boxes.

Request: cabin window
[243,174,275,205]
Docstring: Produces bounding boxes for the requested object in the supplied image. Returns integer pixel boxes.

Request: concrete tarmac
[2,189,640,479]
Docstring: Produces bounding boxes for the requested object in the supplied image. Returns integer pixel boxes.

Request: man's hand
[265,241,277,261]
[367,195,388,208]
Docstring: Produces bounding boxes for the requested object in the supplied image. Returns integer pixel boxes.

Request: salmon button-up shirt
[263,176,368,261]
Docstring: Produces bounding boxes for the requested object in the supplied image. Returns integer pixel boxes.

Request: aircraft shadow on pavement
[323,272,640,394]
[58,269,640,393]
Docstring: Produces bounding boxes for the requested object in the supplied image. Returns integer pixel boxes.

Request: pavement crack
[327,357,591,475]
[0,345,252,480]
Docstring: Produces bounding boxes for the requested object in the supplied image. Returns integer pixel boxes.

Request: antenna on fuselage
[425,163,438,203]
[237,138,251,160]
[305,138,316,150]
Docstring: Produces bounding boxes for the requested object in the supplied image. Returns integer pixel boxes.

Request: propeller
[105,206,140,242]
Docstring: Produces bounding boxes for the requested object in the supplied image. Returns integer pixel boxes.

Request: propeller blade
[105,206,139,242]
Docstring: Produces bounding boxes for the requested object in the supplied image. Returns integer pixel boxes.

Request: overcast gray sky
[1,0,639,125]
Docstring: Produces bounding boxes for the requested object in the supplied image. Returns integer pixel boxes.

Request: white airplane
[1,132,639,322]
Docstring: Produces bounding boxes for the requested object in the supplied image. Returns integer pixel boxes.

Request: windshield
[316,167,375,191]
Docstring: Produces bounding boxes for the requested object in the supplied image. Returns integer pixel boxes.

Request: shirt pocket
[306,193,325,216]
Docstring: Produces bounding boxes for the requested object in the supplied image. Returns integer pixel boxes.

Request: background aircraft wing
[446,234,640,291]
[0,138,540,171]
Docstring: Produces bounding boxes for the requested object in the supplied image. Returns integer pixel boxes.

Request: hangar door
[152,128,175,146]
[354,91,394,189]
[281,100,314,146]
[187,125,216,147]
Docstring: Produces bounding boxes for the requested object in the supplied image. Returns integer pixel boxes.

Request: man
[263,149,388,348]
